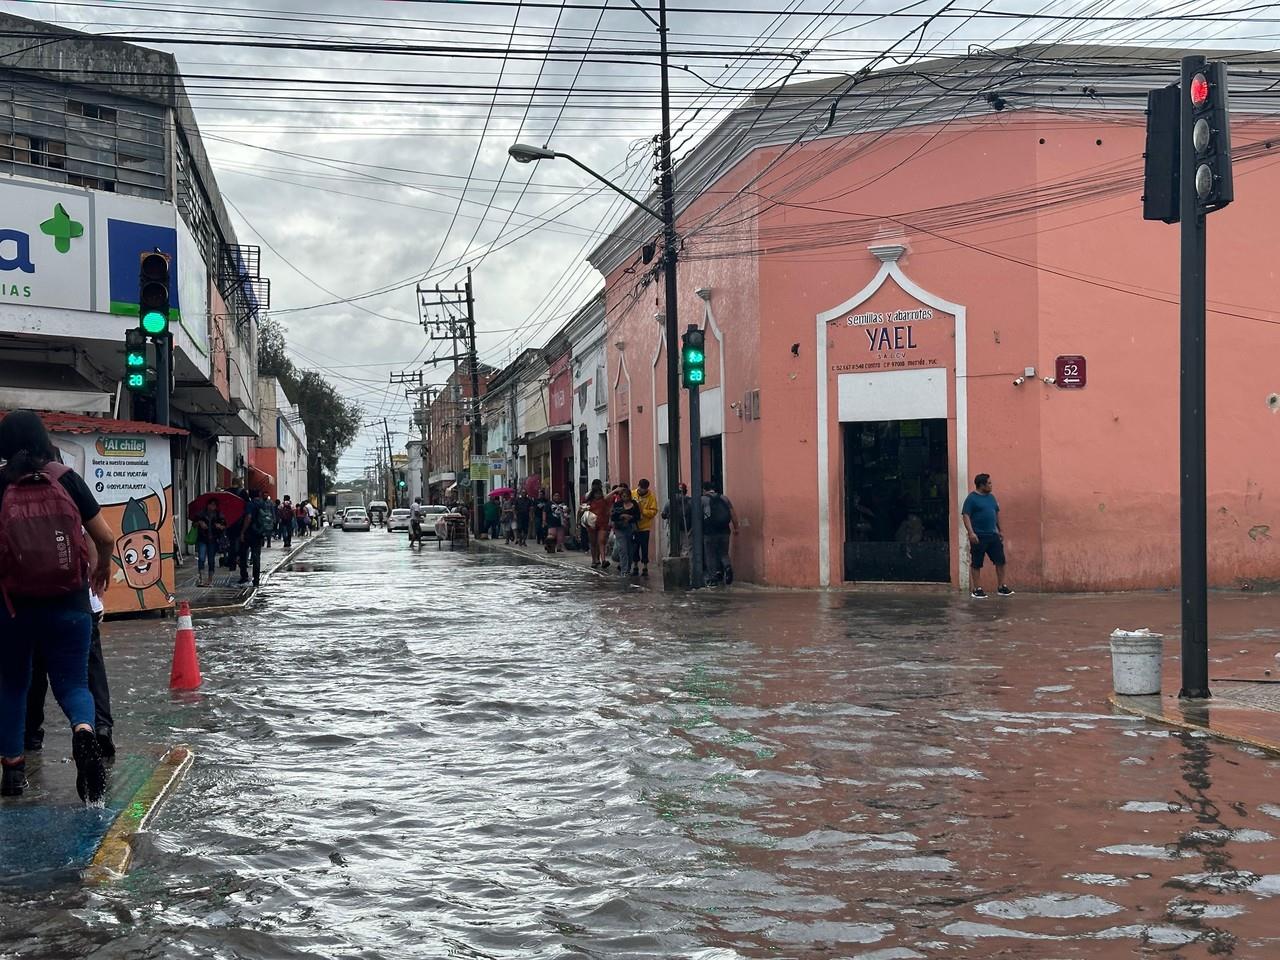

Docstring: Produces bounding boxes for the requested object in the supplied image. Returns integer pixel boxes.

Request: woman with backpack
[0,410,114,802]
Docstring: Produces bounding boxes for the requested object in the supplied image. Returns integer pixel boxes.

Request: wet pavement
[3,531,1280,958]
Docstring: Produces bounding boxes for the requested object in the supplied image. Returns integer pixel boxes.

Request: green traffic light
[141,310,168,336]
[126,373,146,389]
[684,349,705,364]
[126,351,146,368]
[687,368,706,384]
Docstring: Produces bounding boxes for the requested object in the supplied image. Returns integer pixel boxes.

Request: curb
[192,528,329,616]
[470,537,614,580]
[1109,693,1280,757]
[86,744,194,882]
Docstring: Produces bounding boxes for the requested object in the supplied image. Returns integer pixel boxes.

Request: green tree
[257,318,361,494]
[257,316,295,382]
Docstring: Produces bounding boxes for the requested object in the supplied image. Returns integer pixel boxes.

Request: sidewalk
[170,527,328,615]
[1108,630,1280,755]
[471,536,660,586]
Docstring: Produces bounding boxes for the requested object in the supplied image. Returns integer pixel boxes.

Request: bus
[323,489,365,526]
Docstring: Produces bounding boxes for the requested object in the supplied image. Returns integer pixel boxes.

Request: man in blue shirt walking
[961,473,1013,599]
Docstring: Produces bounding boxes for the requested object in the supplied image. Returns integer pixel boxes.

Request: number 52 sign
[1055,355,1086,389]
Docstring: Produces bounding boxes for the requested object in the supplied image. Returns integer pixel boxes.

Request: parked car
[387,508,412,532]
[341,507,371,531]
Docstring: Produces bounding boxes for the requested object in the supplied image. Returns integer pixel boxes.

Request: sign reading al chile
[0,179,183,323]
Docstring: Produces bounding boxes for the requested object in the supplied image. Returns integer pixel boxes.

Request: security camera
[1043,376,1056,385]
[1268,393,1280,411]
[1012,376,1026,387]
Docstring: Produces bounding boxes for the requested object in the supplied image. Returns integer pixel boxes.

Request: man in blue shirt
[961,473,1013,599]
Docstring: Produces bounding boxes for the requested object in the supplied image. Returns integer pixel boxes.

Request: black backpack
[706,494,732,533]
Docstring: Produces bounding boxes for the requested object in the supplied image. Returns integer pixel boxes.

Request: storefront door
[842,419,949,582]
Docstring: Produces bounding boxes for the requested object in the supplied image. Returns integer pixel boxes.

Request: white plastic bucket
[1110,629,1164,696]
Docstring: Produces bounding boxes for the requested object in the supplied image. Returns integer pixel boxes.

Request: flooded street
[3,530,1280,958]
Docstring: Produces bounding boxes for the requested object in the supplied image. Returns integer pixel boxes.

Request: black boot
[0,759,26,797]
[72,728,106,803]
[96,727,116,760]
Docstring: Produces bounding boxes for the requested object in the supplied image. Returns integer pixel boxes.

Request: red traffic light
[1190,72,1210,107]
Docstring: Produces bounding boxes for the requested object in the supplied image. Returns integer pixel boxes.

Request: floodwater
[2,530,1280,959]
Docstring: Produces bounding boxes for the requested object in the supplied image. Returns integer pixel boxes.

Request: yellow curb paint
[1109,694,1280,756]
[86,745,194,883]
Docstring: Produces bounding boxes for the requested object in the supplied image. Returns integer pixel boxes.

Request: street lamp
[508,144,663,222]
[509,138,689,581]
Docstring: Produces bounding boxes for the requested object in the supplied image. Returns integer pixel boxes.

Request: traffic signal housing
[681,326,706,388]
[124,328,156,394]
[1142,83,1180,223]
[1188,60,1233,215]
[139,251,171,337]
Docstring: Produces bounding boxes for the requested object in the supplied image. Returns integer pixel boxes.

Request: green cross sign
[39,203,84,254]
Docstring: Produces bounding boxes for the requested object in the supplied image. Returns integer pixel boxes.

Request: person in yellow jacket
[633,478,659,576]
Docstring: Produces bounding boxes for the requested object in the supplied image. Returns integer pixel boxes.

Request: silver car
[341,507,371,531]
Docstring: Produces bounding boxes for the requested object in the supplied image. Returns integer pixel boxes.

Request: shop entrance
[842,419,949,582]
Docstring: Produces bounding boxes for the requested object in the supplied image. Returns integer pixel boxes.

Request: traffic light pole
[466,268,483,538]
[1179,54,1210,699]
[658,0,683,565]
[155,334,171,427]
[688,377,704,588]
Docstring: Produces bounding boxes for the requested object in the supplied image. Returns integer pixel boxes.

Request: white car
[415,504,450,539]
[341,507,371,531]
[387,508,412,532]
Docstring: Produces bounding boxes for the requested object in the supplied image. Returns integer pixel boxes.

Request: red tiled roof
[21,412,189,437]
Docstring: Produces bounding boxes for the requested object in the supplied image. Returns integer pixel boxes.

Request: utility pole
[419,276,485,535]
[382,418,394,508]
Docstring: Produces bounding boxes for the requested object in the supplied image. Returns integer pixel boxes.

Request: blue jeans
[197,540,215,575]
[0,605,94,757]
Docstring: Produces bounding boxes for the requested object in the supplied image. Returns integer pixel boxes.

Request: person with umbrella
[194,499,227,587]
[189,491,244,582]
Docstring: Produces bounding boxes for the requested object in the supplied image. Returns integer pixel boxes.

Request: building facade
[0,12,264,553]
[250,377,307,502]
[590,48,1280,591]
[567,294,609,497]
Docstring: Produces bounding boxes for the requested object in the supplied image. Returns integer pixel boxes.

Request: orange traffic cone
[169,600,202,690]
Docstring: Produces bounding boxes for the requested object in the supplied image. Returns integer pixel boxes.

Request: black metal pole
[657,0,682,560]
[1179,54,1210,699]
[688,366,704,588]
[466,268,484,537]
[155,333,171,427]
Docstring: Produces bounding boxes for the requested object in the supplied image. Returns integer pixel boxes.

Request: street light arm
[559,152,664,223]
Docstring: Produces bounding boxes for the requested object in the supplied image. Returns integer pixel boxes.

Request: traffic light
[1142,84,1180,224]
[681,326,706,388]
[139,251,171,337]
[397,479,407,489]
[1188,61,1233,215]
[124,328,155,394]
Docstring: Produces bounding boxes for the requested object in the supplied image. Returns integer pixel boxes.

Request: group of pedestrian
[490,488,571,553]
[0,410,113,804]
[192,488,318,589]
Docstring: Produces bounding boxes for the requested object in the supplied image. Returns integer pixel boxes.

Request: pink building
[590,49,1280,592]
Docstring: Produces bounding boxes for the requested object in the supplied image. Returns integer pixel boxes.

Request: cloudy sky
[2,0,1260,477]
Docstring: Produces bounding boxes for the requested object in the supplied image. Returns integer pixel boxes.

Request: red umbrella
[489,486,514,498]
[189,491,247,526]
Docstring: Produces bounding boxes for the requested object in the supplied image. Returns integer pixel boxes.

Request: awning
[516,424,573,445]
[246,463,275,497]
[0,387,112,413]
[22,412,188,437]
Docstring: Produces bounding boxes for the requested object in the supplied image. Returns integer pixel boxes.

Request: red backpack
[0,462,90,610]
